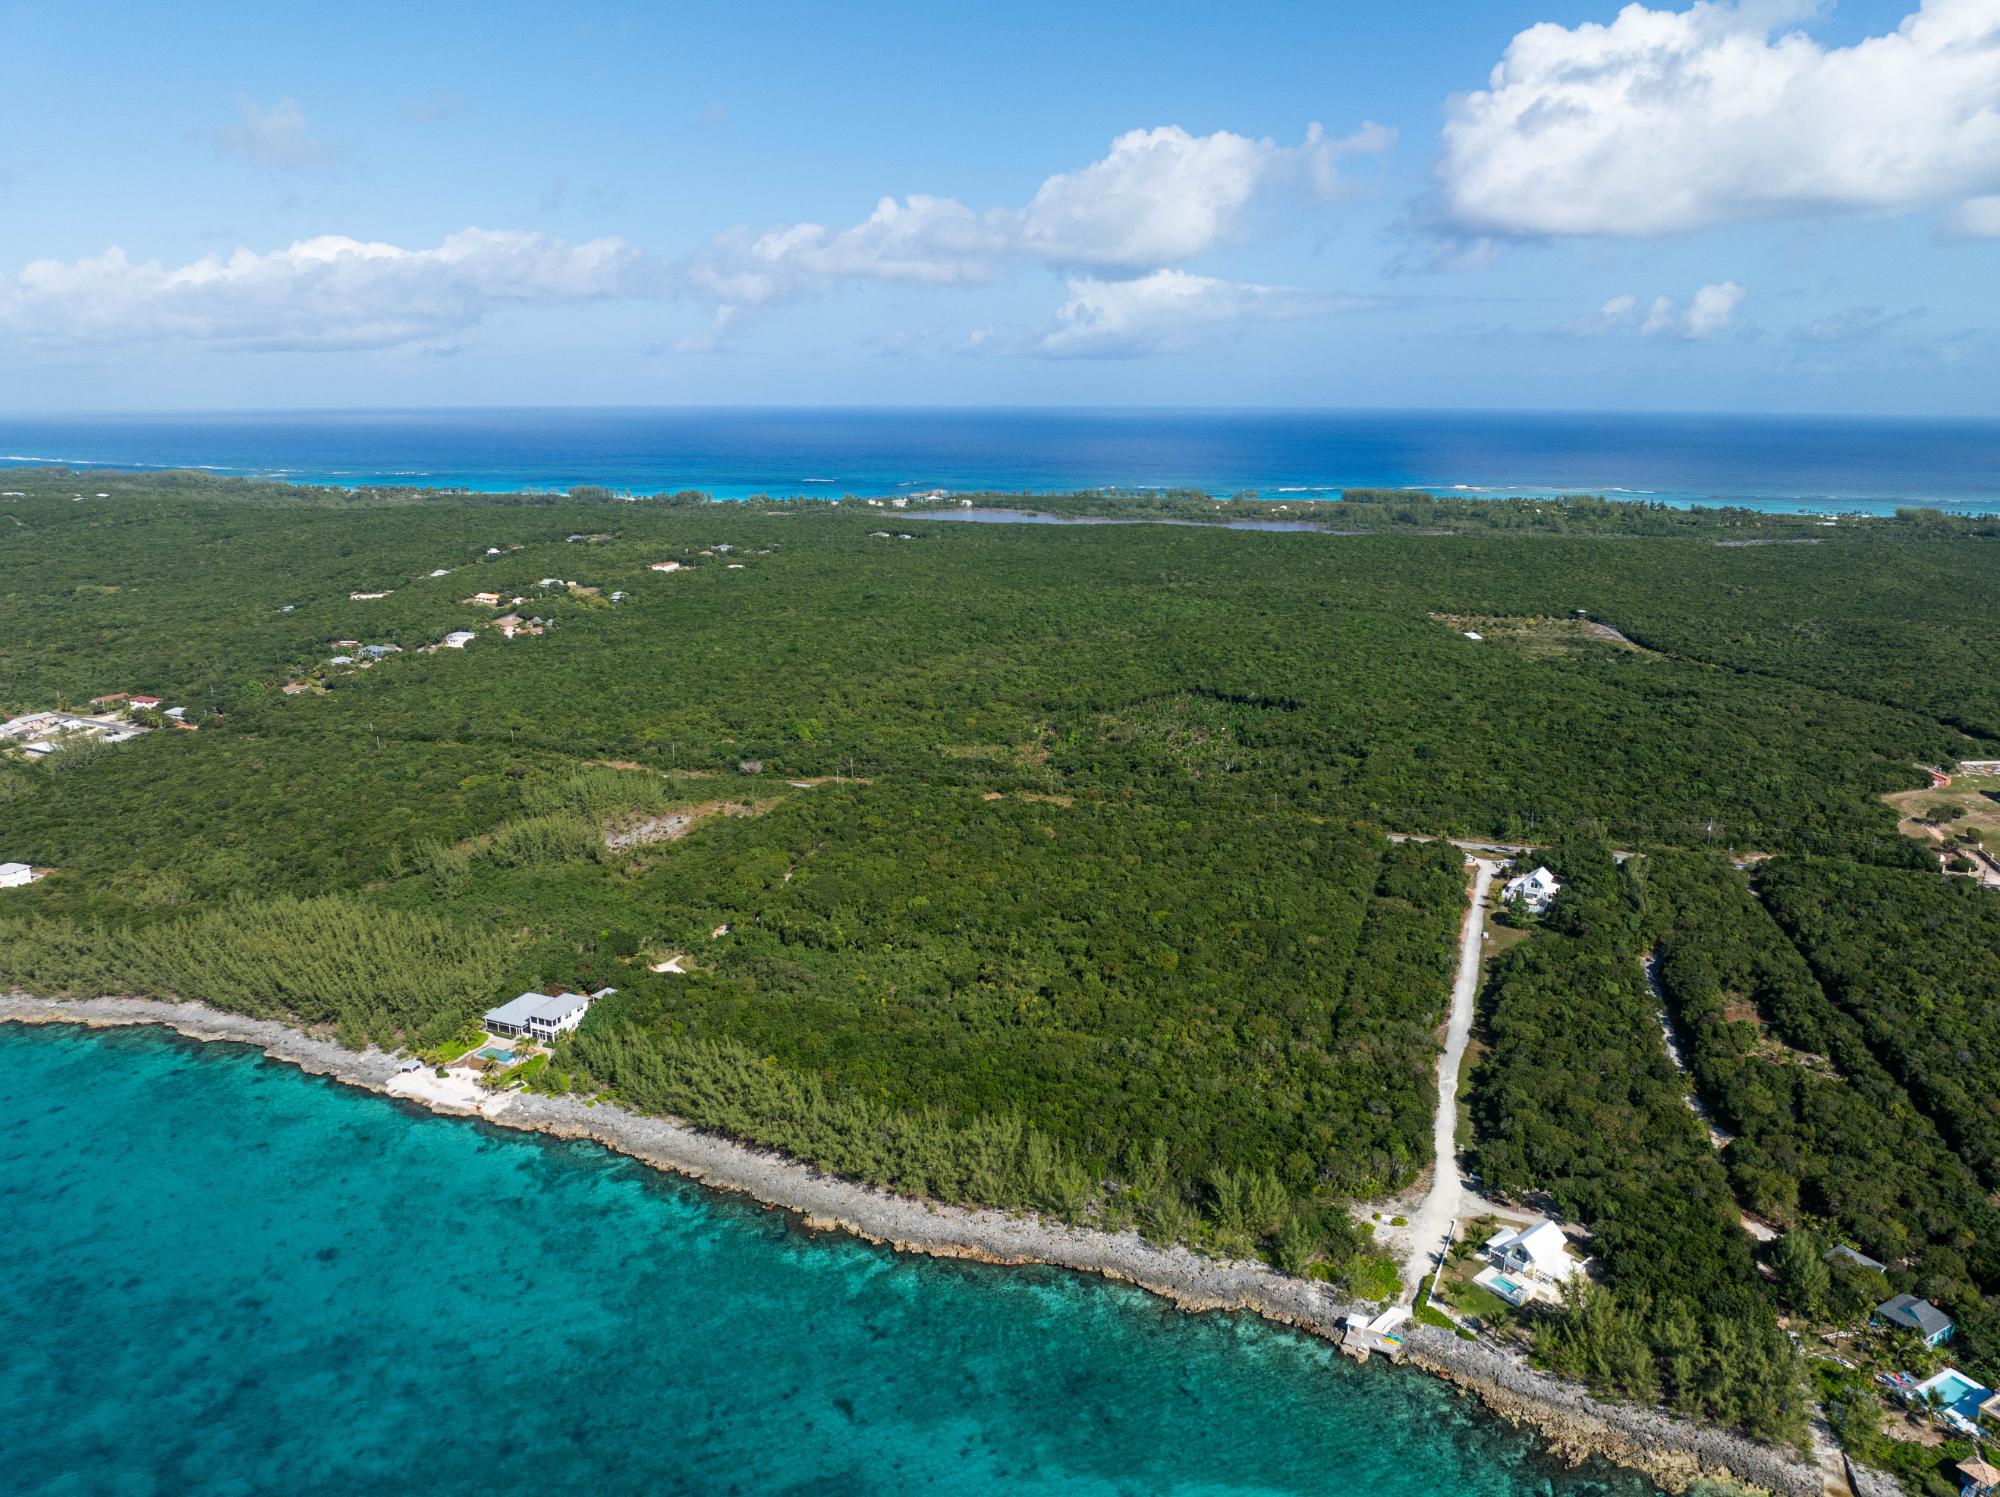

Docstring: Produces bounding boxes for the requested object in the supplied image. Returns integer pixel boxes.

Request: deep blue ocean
[2,407,1997,513]
[1,1024,1665,1496]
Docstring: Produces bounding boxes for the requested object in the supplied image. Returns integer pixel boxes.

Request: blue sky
[1,0,1994,413]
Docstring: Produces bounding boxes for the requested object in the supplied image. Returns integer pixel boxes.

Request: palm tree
[1918,1386,1948,1431]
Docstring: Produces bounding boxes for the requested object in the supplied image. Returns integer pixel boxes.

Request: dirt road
[1398,857,1497,1302]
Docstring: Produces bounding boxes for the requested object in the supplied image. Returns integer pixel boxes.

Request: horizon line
[2,403,1997,426]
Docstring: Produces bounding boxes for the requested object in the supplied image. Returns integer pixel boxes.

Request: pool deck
[1473,1264,1558,1307]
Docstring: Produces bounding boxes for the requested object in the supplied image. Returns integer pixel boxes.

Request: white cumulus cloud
[213,96,338,171]
[1681,279,1748,336]
[1558,281,1746,338]
[1439,0,2000,237]
[1032,270,1364,358]
[0,229,656,351]
[1016,122,1390,267]
[686,121,1395,308]
[1949,195,2000,237]
[7,118,1392,359]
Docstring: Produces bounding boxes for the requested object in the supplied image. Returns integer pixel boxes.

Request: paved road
[1398,857,1497,1303]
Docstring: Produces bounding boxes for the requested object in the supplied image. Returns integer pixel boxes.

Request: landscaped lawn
[1445,1277,1516,1323]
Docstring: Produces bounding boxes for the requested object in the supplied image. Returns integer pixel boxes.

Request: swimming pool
[1472,1267,1530,1304]
[478,1047,517,1065]
[1915,1369,1991,1418]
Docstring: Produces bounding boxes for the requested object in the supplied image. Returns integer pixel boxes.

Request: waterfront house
[1876,1294,1956,1346]
[1488,1219,1579,1281]
[483,988,615,1042]
[1473,1218,1582,1306]
[0,862,38,888]
[1957,1458,2000,1497]
[482,992,544,1038]
[1501,866,1562,914]
[524,991,589,1041]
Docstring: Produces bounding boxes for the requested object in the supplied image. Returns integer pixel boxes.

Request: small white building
[0,862,39,888]
[442,631,476,649]
[1502,865,1562,914]
[649,560,682,573]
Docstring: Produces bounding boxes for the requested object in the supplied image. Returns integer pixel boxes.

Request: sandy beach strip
[0,992,1821,1497]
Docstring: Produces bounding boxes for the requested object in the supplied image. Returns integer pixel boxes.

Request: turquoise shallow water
[0,1025,1662,1497]
[3,407,2000,511]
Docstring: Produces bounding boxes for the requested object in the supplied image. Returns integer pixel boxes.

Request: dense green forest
[1637,852,2000,1389]
[1760,862,2000,1194]
[1467,837,1805,1439]
[5,469,2000,1450]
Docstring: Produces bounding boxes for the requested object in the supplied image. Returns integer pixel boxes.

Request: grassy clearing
[1430,612,1659,660]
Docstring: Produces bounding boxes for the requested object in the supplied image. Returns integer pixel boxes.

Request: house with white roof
[0,862,39,888]
[482,987,617,1042]
[1502,865,1562,914]
[1473,1219,1584,1307]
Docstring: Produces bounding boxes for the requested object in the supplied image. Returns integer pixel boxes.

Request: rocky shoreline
[3,993,1824,1497]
